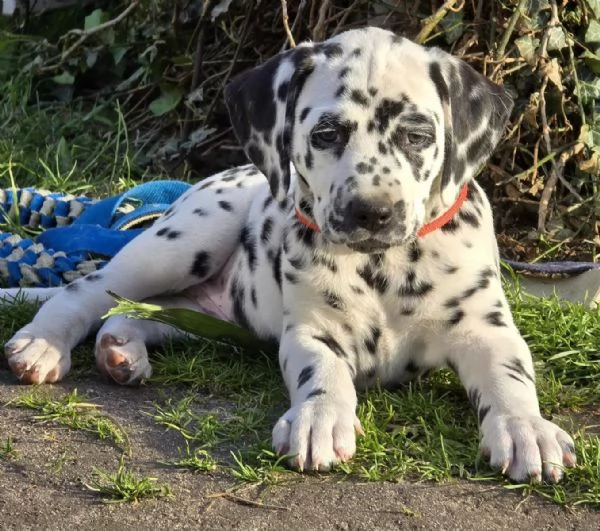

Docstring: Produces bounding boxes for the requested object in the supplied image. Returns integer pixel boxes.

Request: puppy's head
[225,27,512,252]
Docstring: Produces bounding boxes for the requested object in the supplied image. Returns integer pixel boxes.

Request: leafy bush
[0,0,598,259]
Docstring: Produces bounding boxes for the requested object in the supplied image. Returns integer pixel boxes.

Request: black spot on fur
[324,290,344,310]
[338,67,350,79]
[408,243,422,262]
[503,359,534,385]
[65,281,79,292]
[357,264,389,295]
[441,218,460,233]
[193,208,207,216]
[284,271,299,284]
[448,309,465,326]
[458,210,480,228]
[231,281,251,330]
[270,248,282,289]
[398,270,433,297]
[306,388,326,399]
[350,89,369,107]
[314,333,346,358]
[485,311,507,327]
[191,251,211,279]
[277,81,289,102]
[364,326,381,355]
[261,217,273,244]
[373,99,404,133]
[297,365,314,389]
[377,141,387,155]
[240,226,257,272]
[85,273,103,282]
[335,85,347,98]
[299,107,311,123]
[250,287,257,307]
[218,200,233,212]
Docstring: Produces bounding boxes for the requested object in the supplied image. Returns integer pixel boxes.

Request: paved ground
[0,370,597,530]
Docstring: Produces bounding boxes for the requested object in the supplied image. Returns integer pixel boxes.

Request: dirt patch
[0,370,597,530]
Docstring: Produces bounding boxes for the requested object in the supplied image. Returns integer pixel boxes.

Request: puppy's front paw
[5,330,71,384]
[480,415,576,483]
[95,333,152,386]
[272,397,363,471]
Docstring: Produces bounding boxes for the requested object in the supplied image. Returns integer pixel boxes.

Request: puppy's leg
[4,179,260,384]
[441,299,576,483]
[94,294,199,385]
[272,325,362,471]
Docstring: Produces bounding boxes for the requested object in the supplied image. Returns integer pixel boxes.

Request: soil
[0,371,598,531]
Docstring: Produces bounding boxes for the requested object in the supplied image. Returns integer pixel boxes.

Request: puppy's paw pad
[95,333,151,386]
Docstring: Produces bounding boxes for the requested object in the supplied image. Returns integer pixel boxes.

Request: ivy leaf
[546,26,567,51]
[515,35,540,66]
[84,9,108,31]
[581,50,600,74]
[585,19,600,50]
[149,85,183,116]
[441,10,464,45]
[585,0,600,19]
[575,75,600,105]
[52,71,75,85]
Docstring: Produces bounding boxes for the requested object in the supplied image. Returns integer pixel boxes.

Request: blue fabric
[0,180,191,287]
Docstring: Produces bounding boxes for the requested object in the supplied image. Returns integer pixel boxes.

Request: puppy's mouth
[346,239,393,253]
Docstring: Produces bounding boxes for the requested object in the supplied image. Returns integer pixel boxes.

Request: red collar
[295,184,469,238]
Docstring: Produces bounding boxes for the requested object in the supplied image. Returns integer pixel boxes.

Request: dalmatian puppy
[1,27,575,483]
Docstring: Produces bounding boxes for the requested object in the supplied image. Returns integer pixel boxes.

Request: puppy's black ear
[224,45,316,202]
[428,49,513,206]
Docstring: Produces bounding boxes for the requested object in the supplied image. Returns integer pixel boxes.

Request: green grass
[84,456,172,504]
[7,388,130,453]
[0,436,17,459]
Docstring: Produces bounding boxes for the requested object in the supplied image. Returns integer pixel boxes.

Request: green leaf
[585,0,600,19]
[440,10,464,45]
[578,124,600,152]
[546,26,567,51]
[84,9,108,31]
[148,85,183,116]
[575,73,600,104]
[52,71,75,85]
[515,35,540,66]
[585,19,600,49]
[581,50,600,74]
[112,46,129,66]
[105,293,276,354]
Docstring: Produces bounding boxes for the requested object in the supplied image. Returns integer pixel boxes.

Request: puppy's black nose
[347,199,393,231]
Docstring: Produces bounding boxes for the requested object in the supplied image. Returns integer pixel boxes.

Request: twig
[312,0,331,42]
[415,0,464,44]
[280,0,296,48]
[183,20,208,141]
[207,492,291,511]
[203,10,252,125]
[333,0,361,36]
[39,1,140,73]
[495,0,527,60]
[537,0,582,233]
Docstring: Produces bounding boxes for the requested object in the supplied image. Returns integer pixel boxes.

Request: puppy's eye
[311,128,341,147]
[406,132,432,147]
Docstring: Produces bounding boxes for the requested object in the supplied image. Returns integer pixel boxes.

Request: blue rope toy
[0,181,190,287]
[1,181,599,288]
